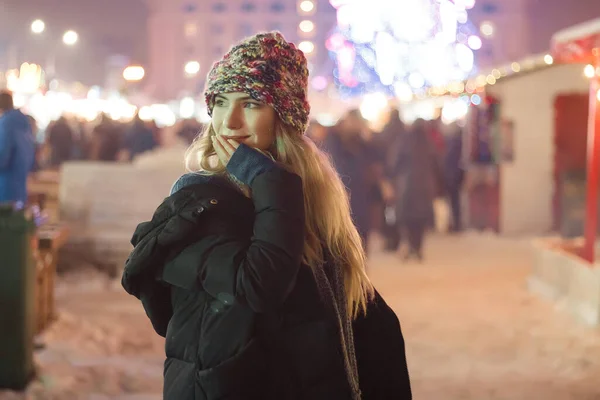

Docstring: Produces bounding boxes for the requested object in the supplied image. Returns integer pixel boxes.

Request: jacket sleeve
[161,144,305,313]
[0,118,13,171]
[140,278,172,338]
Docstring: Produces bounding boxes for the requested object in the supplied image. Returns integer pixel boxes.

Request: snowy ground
[2,232,600,399]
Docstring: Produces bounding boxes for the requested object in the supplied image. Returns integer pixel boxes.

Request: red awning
[552,18,600,63]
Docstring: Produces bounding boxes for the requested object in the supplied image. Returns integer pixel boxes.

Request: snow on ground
[2,232,600,399]
[370,232,600,400]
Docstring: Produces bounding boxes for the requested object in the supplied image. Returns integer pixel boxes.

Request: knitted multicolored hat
[205,32,310,133]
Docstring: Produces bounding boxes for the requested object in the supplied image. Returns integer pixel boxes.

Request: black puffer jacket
[122,145,351,400]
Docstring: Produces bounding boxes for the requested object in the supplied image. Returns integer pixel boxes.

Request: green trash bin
[0,203,37,390]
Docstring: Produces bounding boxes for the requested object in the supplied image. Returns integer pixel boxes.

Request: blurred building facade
[143,0,337,101]
[469,0,600,68]
[468,0,531,68]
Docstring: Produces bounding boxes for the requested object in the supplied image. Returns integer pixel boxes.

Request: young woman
[122,32,410,400]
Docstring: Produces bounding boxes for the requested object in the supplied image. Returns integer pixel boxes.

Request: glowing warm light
[315,113,338,127]
[584,64,595,78]
[298,41,315,54]
[438,0,458,44]
[87,86,101,100]
[480,21,494,37]
[104,98,136,121]
[394,82,413,103]
[408,73,425,89]
[62,30,78,45]
[511,62,521,72]
[180,97,195,119]
[12,63,43,93]
[185,61,201,76]
[463,0,476,9]
[12,93,26,108]
[449,81,465,93]
[543,54,553,65]
[336,5,354,28]
[5,70,19,92]
[456,43,474,72]
[360,92,388,121]
[442,99,469,124]
[486,75,496,85]
[300,1,315,12]
[139,106,153,121]
[31,19,45,34]
[299,20,314,33]
[123,66,145,81]
[597,89,600,102]
[475,75,487,87]
[467,35,482,50]
[375,32,398,85]
[465,81,476,92]
[150,104,177,127]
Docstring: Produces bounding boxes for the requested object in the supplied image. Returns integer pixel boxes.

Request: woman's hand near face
[212,135,240,167]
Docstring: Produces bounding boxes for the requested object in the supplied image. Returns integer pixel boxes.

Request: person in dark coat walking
[388,118,442,261]
[122,32,411,400]
[443,122,465,232]
[89,113,122,161]
[324,110,378,252]
[46,116,74,166]
[378,108,406,251]
[122,112,157,161]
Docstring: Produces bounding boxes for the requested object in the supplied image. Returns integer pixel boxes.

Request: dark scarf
[315,255,361,399]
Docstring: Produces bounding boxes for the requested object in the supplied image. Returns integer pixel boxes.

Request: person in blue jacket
[0,91,35,204]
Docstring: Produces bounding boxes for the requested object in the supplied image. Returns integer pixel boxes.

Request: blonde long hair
[185,121,374,319]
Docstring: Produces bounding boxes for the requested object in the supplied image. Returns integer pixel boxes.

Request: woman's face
[211,92,277,151]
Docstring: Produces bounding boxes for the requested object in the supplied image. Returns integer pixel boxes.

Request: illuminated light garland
[424,52,561,99]
[327,0,480,98]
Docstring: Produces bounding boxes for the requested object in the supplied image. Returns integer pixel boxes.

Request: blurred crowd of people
[37,114,203,168]
[1,88,465,261]
[308,108,465,261]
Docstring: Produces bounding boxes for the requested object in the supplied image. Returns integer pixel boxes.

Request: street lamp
[184,61,200,76]
[123,65,145,82]
[299,20,314,33]
[31,19,45,34]
[62,30,78,46]
[298,41,315,54]
[299,1,314,12]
